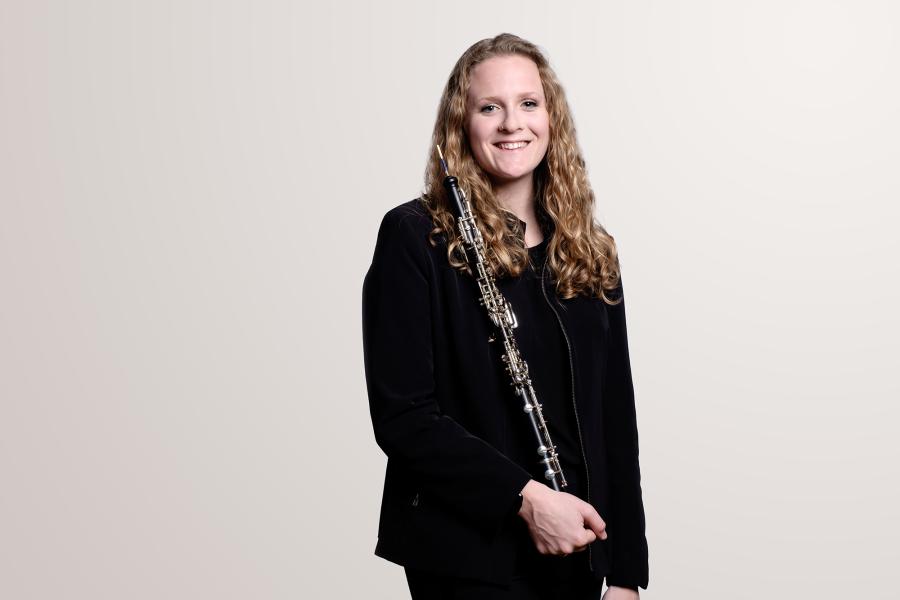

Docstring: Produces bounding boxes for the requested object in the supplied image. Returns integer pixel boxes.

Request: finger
[581,505,608,540]
[580,528,597,546]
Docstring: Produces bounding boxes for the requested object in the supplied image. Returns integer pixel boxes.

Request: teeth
[497,141,528,150]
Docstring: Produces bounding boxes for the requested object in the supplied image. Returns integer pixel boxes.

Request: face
[465,54,550,185]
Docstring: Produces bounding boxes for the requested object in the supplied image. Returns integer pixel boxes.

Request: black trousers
[404,566,605,600]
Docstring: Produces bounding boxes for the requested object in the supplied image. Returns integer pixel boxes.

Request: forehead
[467,55,544,101]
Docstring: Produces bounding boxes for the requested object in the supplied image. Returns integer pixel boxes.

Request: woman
[362,33,649,600]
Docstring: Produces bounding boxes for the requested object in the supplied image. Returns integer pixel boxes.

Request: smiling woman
[419,35,623,304]
[362,33,649,600]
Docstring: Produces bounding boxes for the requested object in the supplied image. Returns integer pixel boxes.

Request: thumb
[580,504,608,540]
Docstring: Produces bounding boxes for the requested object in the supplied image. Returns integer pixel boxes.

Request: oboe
[436,145,568,492]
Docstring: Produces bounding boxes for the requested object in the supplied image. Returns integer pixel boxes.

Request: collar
[515,206,556,239]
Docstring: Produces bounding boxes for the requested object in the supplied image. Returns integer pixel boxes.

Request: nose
[499,107,523,133]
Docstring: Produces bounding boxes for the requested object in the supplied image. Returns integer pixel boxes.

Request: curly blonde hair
[420,33,621,304]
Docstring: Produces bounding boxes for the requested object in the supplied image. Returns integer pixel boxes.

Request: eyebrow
[473,92,543,103]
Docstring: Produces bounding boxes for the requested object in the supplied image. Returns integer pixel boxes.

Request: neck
[493,175,543,247]
[493,175,536,222]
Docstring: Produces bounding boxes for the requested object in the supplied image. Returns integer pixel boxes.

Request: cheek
[535,112,550,137]
[464,129,487,168]
[535,118,551,153]
[467,121,491,148]
[468,126,494,161]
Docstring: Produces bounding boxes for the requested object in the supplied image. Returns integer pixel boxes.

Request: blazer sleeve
[362,207,533,536]
[602,279,650,590]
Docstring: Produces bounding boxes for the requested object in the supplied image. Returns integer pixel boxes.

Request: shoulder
[370,198,442,268]
[374,198,439,250]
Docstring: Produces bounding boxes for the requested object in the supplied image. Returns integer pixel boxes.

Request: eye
[523,100,539,109]
[480,104,499,114]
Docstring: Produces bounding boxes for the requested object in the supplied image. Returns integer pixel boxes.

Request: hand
[602,586,639,600]
[516,479,607,555]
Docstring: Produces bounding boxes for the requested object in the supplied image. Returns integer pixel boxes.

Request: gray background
[1,1,898,598]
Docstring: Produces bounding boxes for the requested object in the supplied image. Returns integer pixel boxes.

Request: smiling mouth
[494,141,530,151]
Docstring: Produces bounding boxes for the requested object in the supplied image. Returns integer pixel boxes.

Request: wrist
[517,479,541,517]
[606,585,640,599]
[607,584,640,594]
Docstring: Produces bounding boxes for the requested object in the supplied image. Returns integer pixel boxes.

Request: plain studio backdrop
[1,1,898,598]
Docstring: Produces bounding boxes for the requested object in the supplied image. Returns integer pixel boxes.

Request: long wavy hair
[420,33,622,304]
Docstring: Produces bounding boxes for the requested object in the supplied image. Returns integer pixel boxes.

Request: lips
[493,140,530,150]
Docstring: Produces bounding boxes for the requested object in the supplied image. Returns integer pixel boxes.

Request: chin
[490,168,538,183]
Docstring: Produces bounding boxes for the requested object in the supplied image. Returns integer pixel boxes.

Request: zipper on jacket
[540,257,594,573]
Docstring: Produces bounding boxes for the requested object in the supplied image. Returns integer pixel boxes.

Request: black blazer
[362,199,649,590]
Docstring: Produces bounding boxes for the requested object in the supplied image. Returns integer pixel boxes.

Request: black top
[498,234,591,580]
[364,199,649,590]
